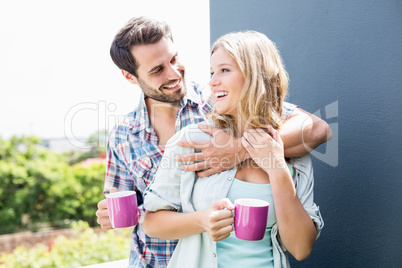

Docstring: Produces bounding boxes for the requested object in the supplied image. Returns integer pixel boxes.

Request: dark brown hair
[110,16,173,77]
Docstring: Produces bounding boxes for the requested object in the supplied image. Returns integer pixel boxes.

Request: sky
[0,0,210,142]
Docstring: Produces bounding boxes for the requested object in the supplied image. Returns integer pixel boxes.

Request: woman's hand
[241,126,287,175]
[201,198,235,241]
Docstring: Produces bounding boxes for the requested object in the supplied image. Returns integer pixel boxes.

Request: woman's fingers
[243,130,259,144]
[208,210,234,241]
[206,200,235,241]
[211,224,234,241]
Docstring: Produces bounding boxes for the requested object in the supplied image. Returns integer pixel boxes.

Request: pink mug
[106,191,138,228]
[234,198,269,241]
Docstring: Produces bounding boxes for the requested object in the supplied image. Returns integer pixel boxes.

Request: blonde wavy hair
[210,31,289,137]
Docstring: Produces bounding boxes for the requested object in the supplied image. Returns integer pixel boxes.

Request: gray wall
[210,1,402,267]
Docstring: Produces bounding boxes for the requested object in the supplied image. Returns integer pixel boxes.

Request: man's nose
[167,63,184,80]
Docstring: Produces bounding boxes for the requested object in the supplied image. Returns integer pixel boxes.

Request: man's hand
[175,124,248,177]
[96,187,118,230]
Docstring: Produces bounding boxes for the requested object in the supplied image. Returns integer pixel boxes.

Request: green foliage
[64,129,108,165]
[0,221,131,268]
[0,136,106,234]
[69,163,106,226]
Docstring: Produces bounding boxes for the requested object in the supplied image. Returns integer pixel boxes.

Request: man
[96,16,332,267]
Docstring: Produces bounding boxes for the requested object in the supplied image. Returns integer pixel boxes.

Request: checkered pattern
[104,82,213,267]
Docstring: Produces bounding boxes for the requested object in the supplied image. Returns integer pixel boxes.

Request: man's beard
[137,71,187,103]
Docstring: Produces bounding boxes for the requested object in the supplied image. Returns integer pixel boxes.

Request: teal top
[217,164,294,268]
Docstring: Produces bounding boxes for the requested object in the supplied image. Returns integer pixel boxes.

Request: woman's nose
[209,74,220,87]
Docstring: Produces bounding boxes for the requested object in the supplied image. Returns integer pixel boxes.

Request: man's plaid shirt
[104,82,214,267]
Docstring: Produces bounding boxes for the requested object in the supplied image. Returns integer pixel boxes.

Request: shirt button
[213,253,217,258]
[228,177,232,181]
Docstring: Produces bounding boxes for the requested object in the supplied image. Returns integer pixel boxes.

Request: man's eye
[154,67,163,74]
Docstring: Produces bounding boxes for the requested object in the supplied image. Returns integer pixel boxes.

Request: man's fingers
[180,161,209,172]
[181,157,224,172]
[175,152,206,162]
[97,216,110,224]
[177,139,210,149]
[97,199,108,210]
[110,187,119,193]
[96,194,114,230]
[96,208,109,218]
[196,167,222,178]
[198,124,221,136]
[97,218,113,230]
[96,207,113,230]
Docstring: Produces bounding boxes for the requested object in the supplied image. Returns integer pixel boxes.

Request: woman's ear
[121,70,138,84]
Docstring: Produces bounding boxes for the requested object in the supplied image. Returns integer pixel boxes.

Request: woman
[143,31,323,268]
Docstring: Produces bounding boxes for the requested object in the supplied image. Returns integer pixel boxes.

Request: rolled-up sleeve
[283,101,298,119]
[271,154,324,268]
[293,154,324,238]
[144,132,188,212]
[144,124,212,213]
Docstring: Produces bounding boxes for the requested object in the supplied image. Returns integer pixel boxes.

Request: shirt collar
[129,81,202,134]
[182,81,203,107]
[132,93,151,134]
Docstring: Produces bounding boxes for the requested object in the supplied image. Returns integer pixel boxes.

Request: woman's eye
[210,72,214,77]
[222,68,229,73]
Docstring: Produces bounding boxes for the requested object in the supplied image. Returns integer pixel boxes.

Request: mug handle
[230,206,235,235]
